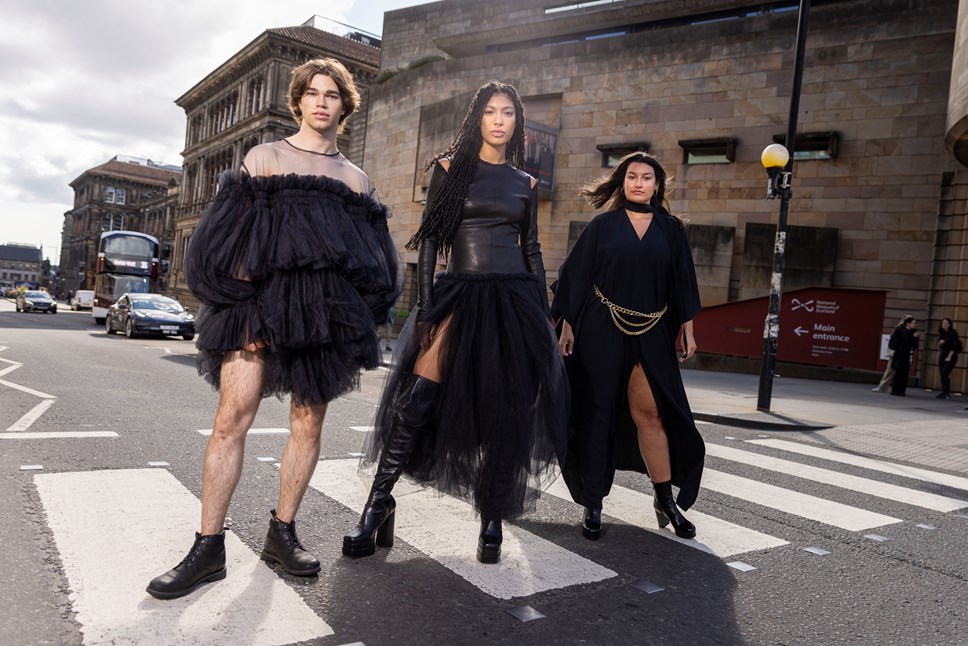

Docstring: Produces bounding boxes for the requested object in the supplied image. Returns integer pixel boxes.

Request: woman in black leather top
[343,81,568,564]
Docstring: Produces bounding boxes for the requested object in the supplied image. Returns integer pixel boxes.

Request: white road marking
[34,469,333,645]
[6,398,57,432]
[707,443,968,512]
[196,428,289,436]
[147,462,169,467]
[545,477,788,557]
[20,465,43,470]
[748,439,968,494]
[702,469,902,531]
[349,426,374,433]
[0,378,55,399]
[0,431,118,439]
[309,459,616,599]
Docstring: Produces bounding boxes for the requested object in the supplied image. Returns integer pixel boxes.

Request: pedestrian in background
[873,313,911,393]
[147,58,399,600]
[936,317,961,399]
[889,316,920,396]
[343,81,568,565]
[381,306,395,351]
[552,152,704,541]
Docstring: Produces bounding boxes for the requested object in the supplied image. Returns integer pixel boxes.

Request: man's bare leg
[200,349,266,535]
[275,401,327,522]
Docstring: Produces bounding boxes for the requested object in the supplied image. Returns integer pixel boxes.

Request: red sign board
[693,288,887,371]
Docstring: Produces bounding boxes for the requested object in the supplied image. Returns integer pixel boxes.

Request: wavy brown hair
[406,81,527,254]
[581,151,678,217]
[288,58,360,133]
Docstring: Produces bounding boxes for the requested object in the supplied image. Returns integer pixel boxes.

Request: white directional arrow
[794,326,808,337]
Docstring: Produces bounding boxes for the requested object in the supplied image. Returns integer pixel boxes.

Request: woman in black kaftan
[553,152,705,540]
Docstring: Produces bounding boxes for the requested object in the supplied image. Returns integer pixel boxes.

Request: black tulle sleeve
[550,214,602,330]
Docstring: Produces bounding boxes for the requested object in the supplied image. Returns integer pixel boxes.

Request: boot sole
[477,543,501,564]
[341,539,377,558]
[581,524,602,540]
[145,569,226,600]
[260,552,321,576]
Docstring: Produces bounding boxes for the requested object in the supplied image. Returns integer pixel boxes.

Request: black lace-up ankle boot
[261,510,321,575]
[146,531,226,599]
[652,480,696,539]
[343,374,439,558]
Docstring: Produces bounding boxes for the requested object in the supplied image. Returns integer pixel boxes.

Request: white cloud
[0,0,427,261]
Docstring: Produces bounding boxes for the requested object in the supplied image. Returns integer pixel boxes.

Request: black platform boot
[343,374,439,558]
[146,531,226,599]
[261,510,321,575]
[581,507,602,540]
[477,518,503,564]
[652,480,696,539]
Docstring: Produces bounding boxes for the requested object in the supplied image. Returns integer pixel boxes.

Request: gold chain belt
[594,285,666,336]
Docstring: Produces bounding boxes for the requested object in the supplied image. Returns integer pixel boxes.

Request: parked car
[16,290,57,313]
[70,289,95,311]
[105,293,195,340]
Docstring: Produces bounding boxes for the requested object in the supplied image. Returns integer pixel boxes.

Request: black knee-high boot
[342,374,439,557]
[653,480,696,539]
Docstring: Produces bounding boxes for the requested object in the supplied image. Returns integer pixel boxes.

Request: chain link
[594,285,666,336]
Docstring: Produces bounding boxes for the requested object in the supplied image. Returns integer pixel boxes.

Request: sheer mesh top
[241,139,376,197]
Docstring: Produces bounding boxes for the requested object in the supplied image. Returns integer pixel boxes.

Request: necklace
[284,138,341,157]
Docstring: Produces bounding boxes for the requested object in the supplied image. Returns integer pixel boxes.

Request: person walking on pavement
[381,306,395,351]
[147,58,400,600]
[936,317,961,400]
[552,152,705,541]
[342,81,568,564]
[873,314,911,393]
[889,316,920,396]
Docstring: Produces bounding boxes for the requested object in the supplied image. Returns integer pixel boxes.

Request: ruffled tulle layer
[186,171,401,406]
[364,272,569,519]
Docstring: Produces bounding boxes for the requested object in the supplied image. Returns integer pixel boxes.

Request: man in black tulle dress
[147,58,399,599]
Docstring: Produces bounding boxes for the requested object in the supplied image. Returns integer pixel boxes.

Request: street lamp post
[756,0,811,412]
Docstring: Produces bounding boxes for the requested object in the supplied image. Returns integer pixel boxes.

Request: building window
[104,186,115,203]
[597,142,650,168]
[115,188,126,205]
[678,138,736,164]
[772,131,839,161]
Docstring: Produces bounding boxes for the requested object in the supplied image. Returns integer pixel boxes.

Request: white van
[71,290,95,311]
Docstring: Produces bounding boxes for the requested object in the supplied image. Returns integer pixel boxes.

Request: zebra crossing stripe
[702,469,902,531]
[748,439,968,494]
[34,469,333,645]
[707,443,968,512]
[545,477,788,557]
[309,459,617,600]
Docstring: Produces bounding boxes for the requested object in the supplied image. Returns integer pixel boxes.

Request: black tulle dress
[365,159,569,520]
[184,146,400,407]
[551,208,705,510]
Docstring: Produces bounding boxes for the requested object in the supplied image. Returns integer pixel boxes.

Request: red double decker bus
[92,231,160,324]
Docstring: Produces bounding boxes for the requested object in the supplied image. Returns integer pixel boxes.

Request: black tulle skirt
[186,172,401,406]
[364,272,569,519]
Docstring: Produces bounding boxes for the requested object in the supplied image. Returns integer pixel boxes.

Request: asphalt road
[2,299,967,645]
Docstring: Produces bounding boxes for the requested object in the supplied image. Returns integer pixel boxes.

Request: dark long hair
[405,81,526,254]
[580,151,678,217]
[938,318,957,336]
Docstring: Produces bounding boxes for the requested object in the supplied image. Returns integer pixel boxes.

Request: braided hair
[580,151,680,218]
[405,81,527,254]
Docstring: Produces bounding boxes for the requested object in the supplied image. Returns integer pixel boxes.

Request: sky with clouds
[0,0,427,262]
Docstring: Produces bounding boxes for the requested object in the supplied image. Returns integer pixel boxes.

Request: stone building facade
[366,0,966,392]
[59,157,181,295]
[0,244,43,289]
[167,20,380,308]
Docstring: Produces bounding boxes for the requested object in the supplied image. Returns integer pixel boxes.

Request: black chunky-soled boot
[652,480,696,539]
[146,531,227,599]
[477,518,503,564]
[581,506,602,540]
[343,374,439,558]
[261,510,321,575]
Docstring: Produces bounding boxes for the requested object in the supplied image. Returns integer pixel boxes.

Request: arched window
[104,186,115,203]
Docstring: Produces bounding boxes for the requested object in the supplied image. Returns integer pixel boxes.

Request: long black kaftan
[551,208,705,510]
